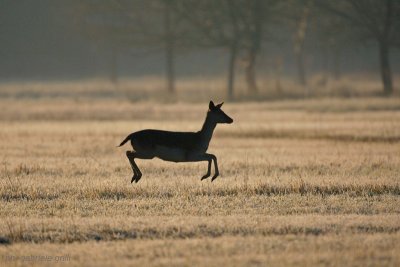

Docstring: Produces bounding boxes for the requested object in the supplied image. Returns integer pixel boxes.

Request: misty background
[1,0,399,99]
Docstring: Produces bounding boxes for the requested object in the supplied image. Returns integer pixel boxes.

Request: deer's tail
[117,134,132,147]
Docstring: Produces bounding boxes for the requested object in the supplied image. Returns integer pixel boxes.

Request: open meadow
[0,80,399,266]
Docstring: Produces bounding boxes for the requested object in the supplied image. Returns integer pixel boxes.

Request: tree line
[75,0,400,98]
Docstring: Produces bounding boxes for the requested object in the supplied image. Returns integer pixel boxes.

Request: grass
[0,79,399,266]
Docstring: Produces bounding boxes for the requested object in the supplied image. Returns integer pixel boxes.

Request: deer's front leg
[187,153,214,181]
[201,158,212,180]
[209,154,219,182]
[197,153,219,181]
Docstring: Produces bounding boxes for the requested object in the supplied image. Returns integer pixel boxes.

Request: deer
[118,101,233,183]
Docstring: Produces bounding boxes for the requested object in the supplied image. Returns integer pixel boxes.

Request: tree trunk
[165,40,175,94]
[294,2,310,89]
[245,49,258,94]
[296,50,307,87]
[379,41,393,95]
[164,3,175,94]
[226,0,240,100]
[227,42,237,100]
[244,0,262,94]
[275,56,283,93]
[110,46,118,84]
[332,48,341,80]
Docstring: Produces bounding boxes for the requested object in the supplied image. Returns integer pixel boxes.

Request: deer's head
[208,101,233,124]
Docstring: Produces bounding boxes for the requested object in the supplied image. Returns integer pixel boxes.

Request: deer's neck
[199,114,217,146]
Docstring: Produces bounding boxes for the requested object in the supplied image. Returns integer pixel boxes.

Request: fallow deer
[118,101,233,183]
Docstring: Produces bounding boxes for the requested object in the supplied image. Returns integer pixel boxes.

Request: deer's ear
[209,101,215,110]
[216,102,224,109]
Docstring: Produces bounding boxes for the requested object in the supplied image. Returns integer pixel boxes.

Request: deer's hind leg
[126,151,140,183]
[126,151,155,183]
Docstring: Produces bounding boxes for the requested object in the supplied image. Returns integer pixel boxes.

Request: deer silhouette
[118,101,233,183]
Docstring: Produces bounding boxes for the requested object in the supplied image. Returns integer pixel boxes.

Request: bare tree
[241,0,264,94]
[74,0,184,93]
[312,10,355,81]
[73,1,126,83]
[280,0,313,91]
[172,0,241,100]
[317,0,400,95]
[279,0,314,91]
[164,2,175,93]
[173,0,280,99]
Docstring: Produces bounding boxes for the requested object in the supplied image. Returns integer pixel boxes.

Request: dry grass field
[0,79,399,266]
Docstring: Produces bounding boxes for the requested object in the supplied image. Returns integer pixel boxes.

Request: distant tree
[74,1,126,83]
[74,0,185,93]
[279,0,313,91]
[312,10,355,81]
[278,0,315,95]
[293,1,311,87]
[172,0,240,99]
[241,0,281,94]
[316,0,400,95]
[173,0,279,99]
[163,1,175,93]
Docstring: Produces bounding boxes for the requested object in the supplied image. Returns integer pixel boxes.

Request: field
[0,80,399,266]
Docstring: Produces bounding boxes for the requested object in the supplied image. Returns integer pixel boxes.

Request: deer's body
[129,129,206,162]
[118,101,233,183]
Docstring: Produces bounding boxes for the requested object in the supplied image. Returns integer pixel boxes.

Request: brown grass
[0,80,399,266]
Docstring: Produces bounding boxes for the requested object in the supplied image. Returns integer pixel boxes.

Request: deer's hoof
[135,174,142,183]
[201,174,210,180]
[130,176,136,183]
[211,174,219,182]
